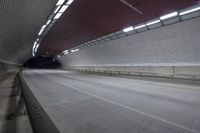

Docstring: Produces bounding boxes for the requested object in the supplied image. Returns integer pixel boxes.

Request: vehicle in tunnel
[23,55,61,69]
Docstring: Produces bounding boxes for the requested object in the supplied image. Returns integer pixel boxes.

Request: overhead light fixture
[56,0,65,5]
[34,41,37,46]
[34,45,39,52]
[42,25,46,29]
[179,6,200,15]
[123,26,134,32]
[46,20,51,25]
[146,19,161,26]
[66,0,74,5]
[54,13,63,19]
[59,5,69,12]
[54,6,61,13]
[36,38,39,41]
[57,55,61,58]
[134,24,146,30]
[38,25,46,35]
[160,11,178,20]
[34,44,40,53]
[38,30,43,35]
[36,44,39,50]
[63,50,69,54]
[71,49,79,52]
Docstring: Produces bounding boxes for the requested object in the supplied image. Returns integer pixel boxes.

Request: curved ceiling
[0,0,57,64]
[38,0,199,55]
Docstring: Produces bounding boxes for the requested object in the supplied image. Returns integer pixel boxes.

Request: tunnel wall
[60,17,200,80]
[0,61,21,74]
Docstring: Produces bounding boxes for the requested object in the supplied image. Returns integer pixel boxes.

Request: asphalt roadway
[21,70,200,133]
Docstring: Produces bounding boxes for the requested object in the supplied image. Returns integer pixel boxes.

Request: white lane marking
[41,74,197,133]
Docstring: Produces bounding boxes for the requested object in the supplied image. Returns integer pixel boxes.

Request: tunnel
[0,0,200,133]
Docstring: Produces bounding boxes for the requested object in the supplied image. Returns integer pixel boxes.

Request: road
[21,70,200,133]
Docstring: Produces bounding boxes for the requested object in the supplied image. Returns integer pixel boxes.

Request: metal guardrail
[69,68,199,81]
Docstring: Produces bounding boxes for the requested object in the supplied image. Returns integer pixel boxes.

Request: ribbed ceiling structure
[0,0,57,64]
[38,0,199,55]
[0,0,199,63]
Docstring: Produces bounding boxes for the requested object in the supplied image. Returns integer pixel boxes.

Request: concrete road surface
[21,70,200,133]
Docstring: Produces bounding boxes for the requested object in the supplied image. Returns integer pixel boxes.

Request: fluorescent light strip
[71,49,79,52]
[134,24,146,30]
[38,30,43,35]
[66,0,74,5]
[46,20,51,25]
[32,42,37,56]
[34,48,37,53]
[54,6,61,13]
[54,13,63,19]
[63,50,69,54]
[160,11,178,20]
[33,43,39,52]
[38,25,47,35]
[34,41,37,46]
[42,25,46,29]
[59,5,69,12]
[123,26,134,32]
[146,19,160,26]
[36,44,39,50]
[56,0,65,5]
[179,6,200,15]
[32,51,35,56]
[34,45,38,52]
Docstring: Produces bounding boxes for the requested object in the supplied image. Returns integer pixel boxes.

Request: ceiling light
[56,0,65,5]
[38,31,43,35]
[64,51,69,54]
[46,20,51,25]
[123,26,134,32]
[160,11,178,20]
[34,41,37,46]
[38,25,47,35]
[54,13,63,19]
[63,50,69,54]
[57,55,61,58]
[36,38,39,41]
[42,25,46,29]
[179,6,200,15]
[134,24,146,30]
[34,45,38,52]
[38,28,44,35]
[71,49,79,52]
[54,6,61,13]
[59,5,69,12]
[66,0,74,5]
[34,44,40,53]
[36,44,39,49]
[146,19,160,26]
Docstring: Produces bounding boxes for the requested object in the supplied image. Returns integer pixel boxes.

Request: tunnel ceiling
[0,0,57,64]
[38,0,199,55]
